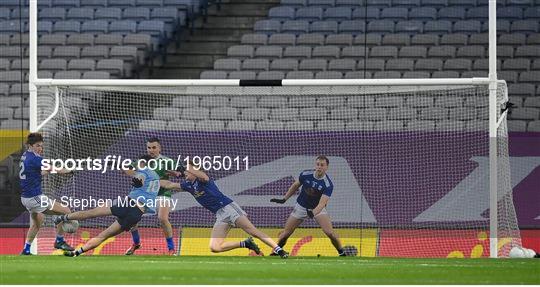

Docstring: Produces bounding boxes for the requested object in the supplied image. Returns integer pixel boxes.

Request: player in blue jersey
[56,155,162,257]
[270,155,346,256]
[125,137,178,256]
[19,133,75,255]
[162,162,289,258]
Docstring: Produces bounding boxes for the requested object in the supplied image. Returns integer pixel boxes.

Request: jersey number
[148,180,160,193]
[19,155,26,180]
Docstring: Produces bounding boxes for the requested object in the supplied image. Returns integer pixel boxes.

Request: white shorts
[214,202,247,227]
[291,203,328,220]
[21,195,53,213]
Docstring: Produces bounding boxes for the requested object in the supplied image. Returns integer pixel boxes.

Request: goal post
[31,82,520,258]
[27,0,516,258]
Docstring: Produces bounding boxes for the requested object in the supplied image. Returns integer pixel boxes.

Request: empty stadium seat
[254,20,281,34]
[40,34,67,46]
[499,33,527,46]
[415,58,443,71]
[66,7,94,21]
[214,59,241,71]
[296,33,325,45]
[96,59,124,77]
[324,7,353,20]
[358,58,385,71]
[255,46,283,59]
[268,33,296,46]
[308,0,335,8]
[81,45,109,59]
[338,20,365,34]
[227,45,254,59]
[270,58,299,71]
[409,7,437,20]
[296,7,324,21]
[386,58,414,71]
[283,46,312,58]
[95,7,122,20]
[68,59,96,71]
[310,21,338,35]
[328,58,356,71]
[229,71,257,80]
[325,34,353,46]
[423,21,453,34]
[66,33,95,46]
[53,46,81,59]
[286,71,314,78]
[200,70,227,79]
[241,33,268,45]
[242,59,270,71]
[395,20,423,34]
[282,20,310,34]
[453,20,482,33]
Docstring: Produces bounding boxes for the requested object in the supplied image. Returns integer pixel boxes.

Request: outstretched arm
[271,180,301,204]
[41,168,73,175]
[159,180,184,191]
[186,165,210,183]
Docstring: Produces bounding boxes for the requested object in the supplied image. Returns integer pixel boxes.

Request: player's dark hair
[146,137,160,144]
[316,155,329,165]
[26,133,44,145]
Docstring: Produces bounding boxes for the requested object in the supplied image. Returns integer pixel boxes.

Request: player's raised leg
[45,200,75,251]
[314,213,345,256]
[65,221,124,256]
[208,223,239,252]
[56,206,112,223]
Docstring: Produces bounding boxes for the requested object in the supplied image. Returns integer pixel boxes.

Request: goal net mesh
[36,83,521,257]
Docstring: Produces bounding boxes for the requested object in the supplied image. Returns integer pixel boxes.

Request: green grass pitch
[1,256,539,284]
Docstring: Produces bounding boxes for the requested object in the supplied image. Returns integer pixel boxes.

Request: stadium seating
[1,0,539,131]
[196,0,540,131]
[0,0,214,131]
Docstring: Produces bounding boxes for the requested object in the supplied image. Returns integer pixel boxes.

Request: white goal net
[35,83,521,257]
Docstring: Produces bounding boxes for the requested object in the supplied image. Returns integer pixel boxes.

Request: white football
[509,247,525,258]
[61,220,80,233]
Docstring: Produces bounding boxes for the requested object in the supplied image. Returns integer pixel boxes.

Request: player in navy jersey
[270,155,346,256]
[19,133,75,255]
[57,155,162,257]
[162,162,289,258]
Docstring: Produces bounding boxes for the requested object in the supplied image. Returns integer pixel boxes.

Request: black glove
[132,177,143,188]
[270,198,287,204]
[306,209,314,219]
[175,162,186,177]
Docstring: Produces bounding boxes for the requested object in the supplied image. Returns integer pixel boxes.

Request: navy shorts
[110,201,144,231]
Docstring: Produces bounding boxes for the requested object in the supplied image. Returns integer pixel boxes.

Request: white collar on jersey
[313,171,326,180]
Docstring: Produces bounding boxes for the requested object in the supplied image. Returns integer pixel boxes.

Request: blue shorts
[110,201,144,231]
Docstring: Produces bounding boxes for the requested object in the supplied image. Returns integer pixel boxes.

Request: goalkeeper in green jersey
[125,137,178,256]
